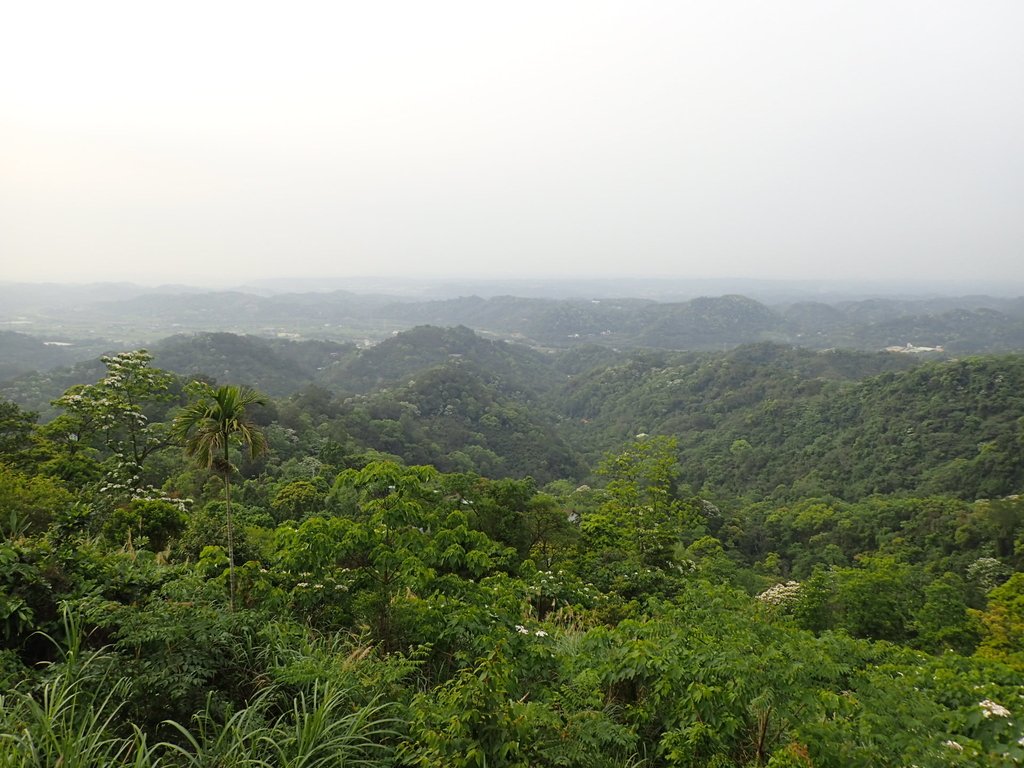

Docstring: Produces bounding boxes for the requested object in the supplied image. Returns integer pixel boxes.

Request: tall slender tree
[173,384,268,610]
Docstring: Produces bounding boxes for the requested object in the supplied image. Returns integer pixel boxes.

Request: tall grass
[161,682,396,767]
[0,611,397,768]
[0,611,156,767]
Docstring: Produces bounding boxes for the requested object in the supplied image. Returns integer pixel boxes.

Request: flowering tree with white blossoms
[53,350,176,497]
[756,580,801,608]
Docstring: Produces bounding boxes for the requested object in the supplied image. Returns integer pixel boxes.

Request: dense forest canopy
[5,326,1023,502]
[1,292,1024,765]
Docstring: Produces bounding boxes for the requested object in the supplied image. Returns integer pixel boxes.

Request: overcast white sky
[2,1,1022,287]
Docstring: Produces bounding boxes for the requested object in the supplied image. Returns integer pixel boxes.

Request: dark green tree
[912,572,980,654]
[0,400,37,468]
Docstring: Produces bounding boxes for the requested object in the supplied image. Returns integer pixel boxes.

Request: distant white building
[884,342,945,354]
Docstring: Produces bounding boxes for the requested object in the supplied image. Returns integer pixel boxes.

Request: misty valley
[2,283,1024,766]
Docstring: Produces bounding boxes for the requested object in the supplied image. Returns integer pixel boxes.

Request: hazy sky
[2,1,1022,286]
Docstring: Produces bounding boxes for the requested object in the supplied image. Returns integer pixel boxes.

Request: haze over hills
[231,276,1024,302]
[3,281,1024,358]
[7,276,1024,307]
[4,279,1024,492]
[6,3,1024,761]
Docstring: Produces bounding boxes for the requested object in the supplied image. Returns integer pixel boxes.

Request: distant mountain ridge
[4,281,1024,354]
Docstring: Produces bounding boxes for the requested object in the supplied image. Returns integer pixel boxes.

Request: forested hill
[0,332,359,414]
[0,327,563,411]
[316,324,561,395]
[557,345,1024,500]
[5,328,1024,501]
[151,332,358,396]
[0,331,113,382]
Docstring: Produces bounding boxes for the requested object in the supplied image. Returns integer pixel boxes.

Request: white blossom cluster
[979,699,1011,718]
[531,570,604,606]
[756,581,802,606]
[514,624,549,638]
[967,557,1012,592]
[97,475,192,513]
[270,568,355,596]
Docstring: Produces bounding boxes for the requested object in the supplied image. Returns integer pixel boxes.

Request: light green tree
[976,571,1024,671]
[270,478,324,522]
[173,383,268,610]
[51,350,175,495]
[591,435,692,565]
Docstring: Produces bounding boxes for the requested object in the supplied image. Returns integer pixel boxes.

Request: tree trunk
[224,440,235,612]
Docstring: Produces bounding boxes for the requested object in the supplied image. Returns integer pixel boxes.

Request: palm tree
[173,384,268,610]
